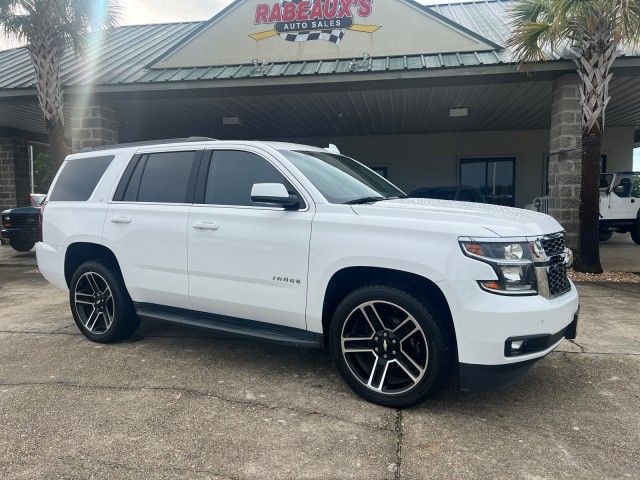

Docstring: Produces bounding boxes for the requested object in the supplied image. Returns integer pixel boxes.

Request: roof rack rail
[80,137,218,153]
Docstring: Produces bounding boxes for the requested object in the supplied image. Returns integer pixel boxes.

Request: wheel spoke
[86,273,102,295]
[393,317,418,342]
[75,292,95,305]
[395,351,424,383]
[366,356,390,392]
[360,303,385,333]
[342,337,374,353]
[85,308,100,331]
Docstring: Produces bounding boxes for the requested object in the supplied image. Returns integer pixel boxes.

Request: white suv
[37,139,579,407]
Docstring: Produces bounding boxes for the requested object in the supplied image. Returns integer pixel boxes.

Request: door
[606,173,639,219]
[460,157,516,207]
[188,149,313,330]
[103,149,201,309]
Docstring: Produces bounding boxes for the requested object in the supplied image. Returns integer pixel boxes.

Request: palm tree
[0,0,120,172]
[508,0,640,273]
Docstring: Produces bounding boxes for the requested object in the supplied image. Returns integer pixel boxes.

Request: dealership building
[0,0,639,241]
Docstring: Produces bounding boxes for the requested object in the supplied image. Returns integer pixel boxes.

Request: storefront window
[460,157,515,207]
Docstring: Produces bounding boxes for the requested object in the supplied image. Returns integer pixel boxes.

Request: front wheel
[10,238,35,252]
[69,260,140,343]
[631,219,640,245]
[329,285,451,408]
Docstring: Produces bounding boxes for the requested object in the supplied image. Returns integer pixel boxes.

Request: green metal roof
[0,0,633,91]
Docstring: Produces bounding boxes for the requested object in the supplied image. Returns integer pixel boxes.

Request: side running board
[134,303,324,349]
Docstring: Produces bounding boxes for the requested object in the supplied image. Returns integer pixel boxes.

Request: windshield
[279,150,405,204]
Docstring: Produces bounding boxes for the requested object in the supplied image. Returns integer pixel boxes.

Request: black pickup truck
[1,194,45,252]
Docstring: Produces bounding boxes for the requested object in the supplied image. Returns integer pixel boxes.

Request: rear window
[49,156,114,201]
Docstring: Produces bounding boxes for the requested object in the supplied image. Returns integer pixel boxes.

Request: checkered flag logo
[279,0,346,45]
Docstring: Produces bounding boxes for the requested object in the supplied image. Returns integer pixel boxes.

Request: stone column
[69,98,118,153]
[548,74,582,249]
[0,138,30,212]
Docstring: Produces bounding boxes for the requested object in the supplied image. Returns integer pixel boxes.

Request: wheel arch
[64,242,123,288]
[321,266,457,356]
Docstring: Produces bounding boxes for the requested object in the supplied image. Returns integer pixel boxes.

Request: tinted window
[137,151,196,203]
[205,150,294,207]
[49,156,114,201]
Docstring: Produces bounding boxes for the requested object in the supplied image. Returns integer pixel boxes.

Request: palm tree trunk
[574,127,603,273]
[47,119,66,173]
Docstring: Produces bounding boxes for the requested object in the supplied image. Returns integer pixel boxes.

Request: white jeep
[37,139,579,407]
[599,172,640,244]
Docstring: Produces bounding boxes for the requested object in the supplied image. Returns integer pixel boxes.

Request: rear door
[102,147,202,309]
[187,147,314,330]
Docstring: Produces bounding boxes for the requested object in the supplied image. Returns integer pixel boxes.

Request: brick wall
[70,99,118,153]
[0,138,30,212]
[548,74,582,249]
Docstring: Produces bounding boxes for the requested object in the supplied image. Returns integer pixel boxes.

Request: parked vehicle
[1,194,45,252]
[599,172,640,244]
[410,185,486,203]
[37,139,579,407]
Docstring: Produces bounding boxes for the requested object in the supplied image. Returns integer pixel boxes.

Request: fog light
[511,340,525,351]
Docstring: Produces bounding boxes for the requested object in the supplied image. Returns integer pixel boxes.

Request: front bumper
[459,312,579,391]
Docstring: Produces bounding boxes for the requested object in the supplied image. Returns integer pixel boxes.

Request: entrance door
[187,148,313,330]
[460,157,516,207]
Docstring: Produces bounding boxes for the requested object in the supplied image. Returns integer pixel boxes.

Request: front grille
[541,234,566,257]
[547,261,571,296]
[9,214,38,228]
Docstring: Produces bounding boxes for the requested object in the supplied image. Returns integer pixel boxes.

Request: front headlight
[460,240,538,295]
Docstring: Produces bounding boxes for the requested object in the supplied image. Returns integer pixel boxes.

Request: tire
[328,284,451,408]
[69,260,140,343]
[599,230,613,242]
[631,219,640,245]
[10,238,35,252]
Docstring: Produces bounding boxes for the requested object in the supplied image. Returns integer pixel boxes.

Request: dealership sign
[251,0,380,44]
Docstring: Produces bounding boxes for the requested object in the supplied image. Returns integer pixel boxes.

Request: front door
[187,148,313,330]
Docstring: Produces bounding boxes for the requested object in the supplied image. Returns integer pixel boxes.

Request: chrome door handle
[110,216,131,224]
[192,222,219,231]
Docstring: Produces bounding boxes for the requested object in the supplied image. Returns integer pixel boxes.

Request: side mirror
[613,185,625,194]
[251,183,300,210]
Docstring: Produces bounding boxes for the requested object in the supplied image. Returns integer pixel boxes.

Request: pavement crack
[0,379,393,434]
[568,339,585,353]
[393,409,403,480]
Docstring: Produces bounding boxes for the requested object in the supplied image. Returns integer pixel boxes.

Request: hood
[351,198,563,238]
[2,206,39,215]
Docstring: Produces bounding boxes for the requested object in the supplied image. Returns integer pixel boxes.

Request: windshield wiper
[343,196,387,205]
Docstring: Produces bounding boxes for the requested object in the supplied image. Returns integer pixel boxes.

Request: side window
[49,155,114,201]
[135,151,196,203]
[204,150,300,207]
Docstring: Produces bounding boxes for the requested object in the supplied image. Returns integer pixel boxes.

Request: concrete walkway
[0,265,639,479]
[600,233,640,272]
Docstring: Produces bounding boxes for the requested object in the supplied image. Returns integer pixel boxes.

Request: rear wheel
[329,285,451,408]
[9,238,35,252]
[599,230,613,242]
[631,219,640,245]
[69,260,140,343]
